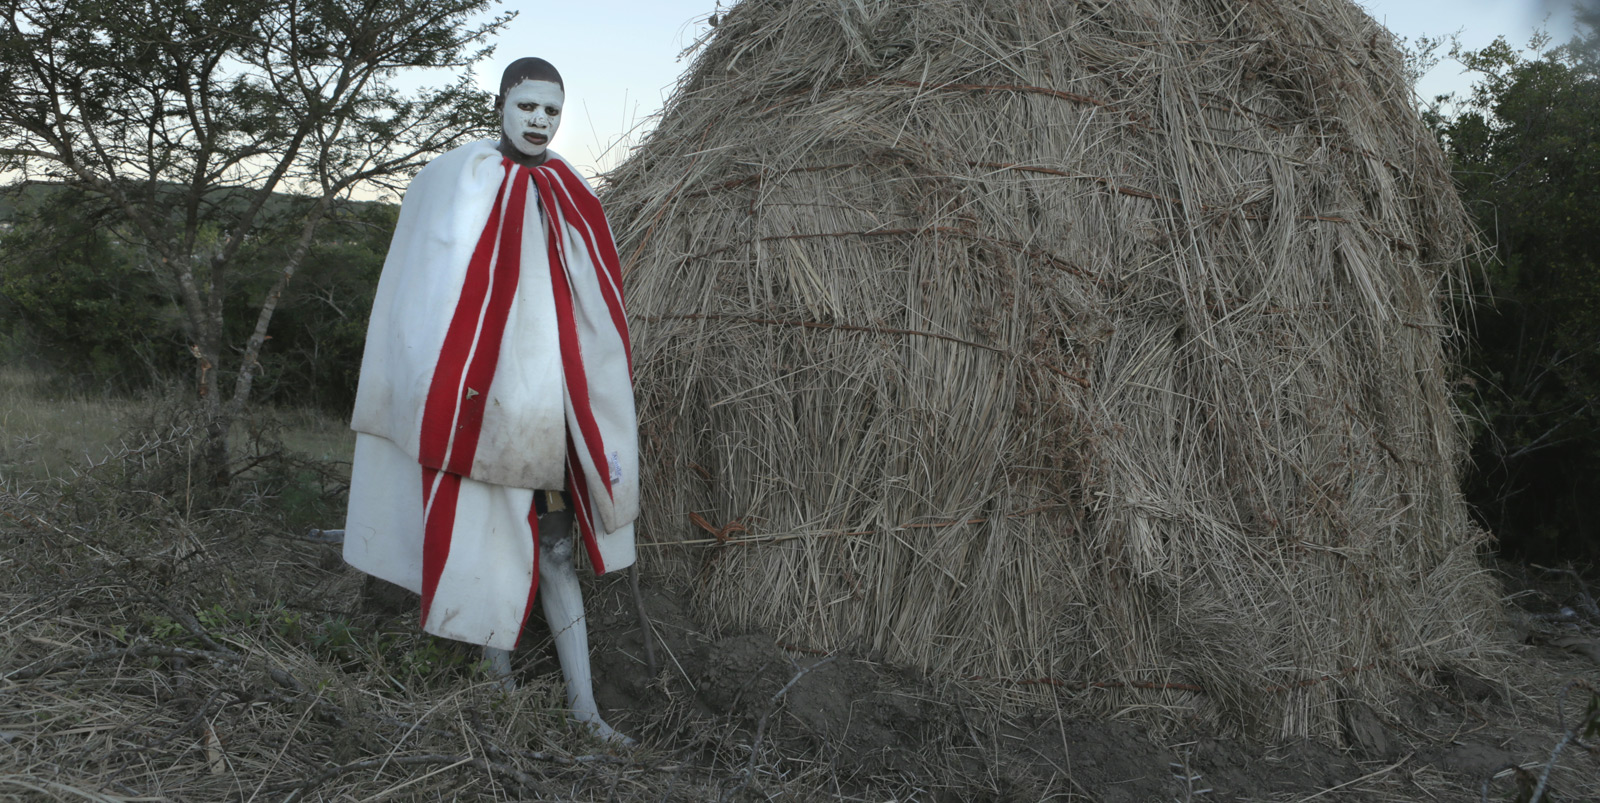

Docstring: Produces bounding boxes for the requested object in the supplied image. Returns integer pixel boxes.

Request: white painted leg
[538,510,633,745]
[483,645,515,691]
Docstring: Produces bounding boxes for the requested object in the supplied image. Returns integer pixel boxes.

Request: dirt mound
[580,568,1600,801]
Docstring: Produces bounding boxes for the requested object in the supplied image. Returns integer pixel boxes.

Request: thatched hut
[604,0,1501,738]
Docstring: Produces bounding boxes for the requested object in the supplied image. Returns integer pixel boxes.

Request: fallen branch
[769,656,836,705]
[1529,681,1600,803]
[629,564,659,676]
[148,597,241,658]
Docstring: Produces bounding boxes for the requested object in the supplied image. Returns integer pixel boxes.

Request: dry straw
[605,0,1502,738]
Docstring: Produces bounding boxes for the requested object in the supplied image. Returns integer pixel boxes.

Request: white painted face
[500,79,563,158]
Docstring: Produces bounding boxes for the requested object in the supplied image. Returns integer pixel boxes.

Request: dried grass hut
[604,0,1502,737]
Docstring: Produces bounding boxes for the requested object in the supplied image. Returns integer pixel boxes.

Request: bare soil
[575,559,1600,802]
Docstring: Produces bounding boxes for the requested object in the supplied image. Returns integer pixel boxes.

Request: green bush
[0,185,392,410]
[1430,20,1600,563]
[238,203,394,412]
[0,188,184,389]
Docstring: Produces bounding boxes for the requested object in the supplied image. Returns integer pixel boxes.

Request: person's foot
[485,647,631,744]
[573,709,635,746]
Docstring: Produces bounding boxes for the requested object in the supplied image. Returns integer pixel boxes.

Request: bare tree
[0,0,510,482]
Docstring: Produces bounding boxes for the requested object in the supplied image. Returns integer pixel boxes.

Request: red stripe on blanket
[550,177,630,374]
[543,161,632,373]
[419,467,463,625]
[516,502,542,643]
[567,441,605,573]
[450,168,529,469]
[532,172,615,500]
[544,160,625,303]
[419,163,515,474]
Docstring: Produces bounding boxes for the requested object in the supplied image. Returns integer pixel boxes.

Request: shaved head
[498,57,563,99]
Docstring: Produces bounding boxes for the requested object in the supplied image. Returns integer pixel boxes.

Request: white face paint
[500,79,563,158]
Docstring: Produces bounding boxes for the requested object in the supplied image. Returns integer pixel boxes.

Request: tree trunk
[195,338,231,487]
[227,196,331,423]
[201,406,233,488]
[172,246,233,488]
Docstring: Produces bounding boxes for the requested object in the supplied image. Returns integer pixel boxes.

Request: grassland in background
[0,365,354,486]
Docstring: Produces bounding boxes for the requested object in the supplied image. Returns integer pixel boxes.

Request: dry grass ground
[0,368,148,482]
[0,367,354,483]
[0,372,1596,801]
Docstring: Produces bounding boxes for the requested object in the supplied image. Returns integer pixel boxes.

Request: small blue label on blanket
[608,451,622,485]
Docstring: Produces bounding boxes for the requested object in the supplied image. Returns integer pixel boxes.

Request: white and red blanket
[348,142,637,642]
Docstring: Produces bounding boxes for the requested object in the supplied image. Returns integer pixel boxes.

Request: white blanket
[349,141,637,608]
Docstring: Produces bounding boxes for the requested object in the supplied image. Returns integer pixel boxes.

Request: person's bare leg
[483,644,515,691]
[538,509,631,744]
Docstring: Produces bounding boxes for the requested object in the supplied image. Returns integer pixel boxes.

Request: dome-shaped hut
[604,0,1501,737]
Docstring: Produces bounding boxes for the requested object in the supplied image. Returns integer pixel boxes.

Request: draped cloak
[344,142,637,649]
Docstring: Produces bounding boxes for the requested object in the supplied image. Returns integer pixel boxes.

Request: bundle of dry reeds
[604,0,1502,739]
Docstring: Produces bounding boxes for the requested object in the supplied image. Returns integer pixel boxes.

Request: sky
[1364,0,1583,100]
[461,0,1587,179]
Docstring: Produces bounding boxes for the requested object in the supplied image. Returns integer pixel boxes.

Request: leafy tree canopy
[0,0,510,481]
[1422,13,1600,562]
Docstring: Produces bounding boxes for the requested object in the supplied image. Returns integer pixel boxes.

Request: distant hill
[0,182,63,223]
[0,180,394,225]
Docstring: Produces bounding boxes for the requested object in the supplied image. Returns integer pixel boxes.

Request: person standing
[343,57,637,743]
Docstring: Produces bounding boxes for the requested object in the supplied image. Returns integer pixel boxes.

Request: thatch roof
[604,0,1502,738]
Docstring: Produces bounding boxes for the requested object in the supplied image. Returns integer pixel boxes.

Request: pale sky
[463,0,1586,179]
[1364,0,1582,102]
